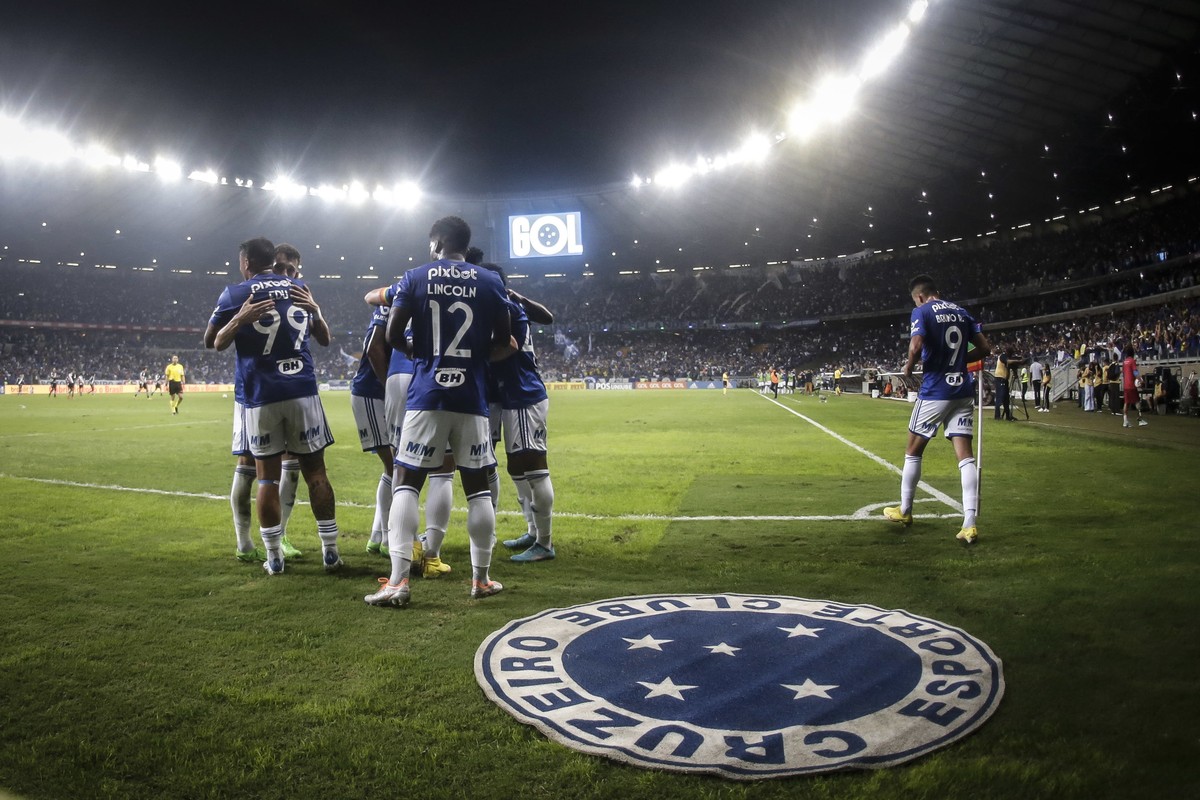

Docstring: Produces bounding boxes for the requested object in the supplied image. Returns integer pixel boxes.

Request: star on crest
[777,622,824,638]
[637,676,699,701]
[622,634,673,651]
[703,642,741,657]
[781,678,838,700]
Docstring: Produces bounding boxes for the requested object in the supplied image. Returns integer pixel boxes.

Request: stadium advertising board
[509,213,584,259]
[634,381,689,390]
[591,380,634,390]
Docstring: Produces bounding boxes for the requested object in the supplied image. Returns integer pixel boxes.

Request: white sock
[513,474,536,537]
[260,524,283,561]
[231,465,255,552]
[901,455,922,515]
[369,472,392,545]
[466,491,496,583]
[387,485,418,585]
[487,468,500,513]
[317,518,339,557]
[423,472,454,558]
[526,469,554,548]
[279,459,300,536]
[959,457,979,529]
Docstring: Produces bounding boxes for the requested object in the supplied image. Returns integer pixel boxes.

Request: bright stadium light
[788,103,822,141]
[154,156,182,182]
[735,132,772,164]
[654,163,693,188]
[80,143,121,169]
[908,0,928,24]
[122,155,150,172]
[265,175,309,199]
[859,23,910,80]
[373,180,421,208]
[313,183,347,202]
[28,128,75,163]
[187,168,219,184]
[811,74,861,123]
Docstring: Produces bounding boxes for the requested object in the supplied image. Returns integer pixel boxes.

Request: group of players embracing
[203,216,555,608]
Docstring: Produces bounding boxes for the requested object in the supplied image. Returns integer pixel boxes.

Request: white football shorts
[350,393,390,452]
[244,394,335,457]
[231,400,251,457]
[396,409,495,472]
[384,373,412,451]
[908,396,975,440]
[501,399,549,454]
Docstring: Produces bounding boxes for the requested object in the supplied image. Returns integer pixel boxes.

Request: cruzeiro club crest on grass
[475,594,1004,780]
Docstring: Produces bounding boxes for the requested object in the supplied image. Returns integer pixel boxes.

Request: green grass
[1,390,1197,799]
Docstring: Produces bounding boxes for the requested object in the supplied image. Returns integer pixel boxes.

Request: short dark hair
[239,237,276,272]
[480,262,507,286]
[429,216,471,256]
[275,243,301,265]
[909,273,937,295]
[464,246,485,265]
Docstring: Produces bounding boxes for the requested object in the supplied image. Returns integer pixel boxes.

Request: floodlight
[859,24,910,81]
[812,74,861,123]
[122,155,150,172]
[266,176,309,200]
[313,183,347,202]
[154,156,182,182]
[187,168,219,184]
[908,0,928,24]
[373,181,421,209]
[736,133,771,164]
[654,163,692,188]
[347,181,369,205]
[80,143,121,169]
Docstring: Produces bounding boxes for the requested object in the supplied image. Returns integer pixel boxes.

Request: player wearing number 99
[205,237,343,576]
[883,274,991,545]
[364,216,516,607]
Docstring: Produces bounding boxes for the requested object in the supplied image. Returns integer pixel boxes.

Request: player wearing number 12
[883,274,991,545]
[364,216,516,607]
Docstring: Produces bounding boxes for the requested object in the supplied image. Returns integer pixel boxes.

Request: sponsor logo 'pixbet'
[509,213,584,259]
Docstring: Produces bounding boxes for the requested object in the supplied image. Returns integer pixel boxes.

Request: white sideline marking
[758,393,964,513]
[0,473,960,523]
[0,419,223,440]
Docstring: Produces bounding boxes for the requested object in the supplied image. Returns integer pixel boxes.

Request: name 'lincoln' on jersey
[910,298,982,400]
[209,275,318,407]
[392,259,509,416]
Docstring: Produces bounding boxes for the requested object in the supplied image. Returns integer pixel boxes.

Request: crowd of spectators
[3,192,1199,386]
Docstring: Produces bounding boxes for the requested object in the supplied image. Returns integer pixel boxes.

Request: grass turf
[0,389,1197,799]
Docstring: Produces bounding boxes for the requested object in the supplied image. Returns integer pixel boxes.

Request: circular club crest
[475,594,1004,780]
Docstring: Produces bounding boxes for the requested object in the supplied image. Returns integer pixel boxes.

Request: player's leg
[367,446,394,555]
[255,453,285,574]
[420,453,455,578]
[504,402,554,562]
[231,407,258,560]
[277,457,302,558]
[448,412,503,598]
[947,400,979,545]
[352,394,393,556]
[288,396,339,570]
[884,400,934,527]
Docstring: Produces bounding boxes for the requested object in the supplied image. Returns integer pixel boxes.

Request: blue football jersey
[380,283,415,377]
[491,298,548,409]
[910,298,981,400]
[392,259,509,415]
[208,274,318,408]
[350,306,388,399]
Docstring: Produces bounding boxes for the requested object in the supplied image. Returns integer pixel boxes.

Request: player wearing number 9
[882,273,992,546]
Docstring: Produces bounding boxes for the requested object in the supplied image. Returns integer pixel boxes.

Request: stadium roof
[1,0,1199,273]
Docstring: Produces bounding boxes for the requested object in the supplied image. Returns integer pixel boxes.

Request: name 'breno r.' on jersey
[392,259,508,416]
[209,275,318,408]
[910,299,981,400]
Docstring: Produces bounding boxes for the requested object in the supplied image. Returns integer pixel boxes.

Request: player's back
[492,299,546,409]
[395,258,508,415]
[913,298,978,400]
[212,274,317,407]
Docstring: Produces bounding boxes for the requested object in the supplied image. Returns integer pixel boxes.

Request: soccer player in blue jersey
[350,302,397,557]
[480,264,557,563]
[364,216,516,607]
[204,237,342,575]
[883,274,991,545]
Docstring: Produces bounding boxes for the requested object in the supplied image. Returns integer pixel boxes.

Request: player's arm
[507,289,554,324]
[290,285,331,346]
[489,309,517,362]
[385,306,414,358]
[364,323,391,384]
[213,297,276,351]
[968,332,991,363]
[364,286,394,307]
[902,334,922,378]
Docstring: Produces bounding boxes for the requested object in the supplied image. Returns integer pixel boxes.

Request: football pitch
[1,389,1196,799]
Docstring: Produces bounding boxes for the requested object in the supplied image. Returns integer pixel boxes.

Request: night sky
[0,0,900,193]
